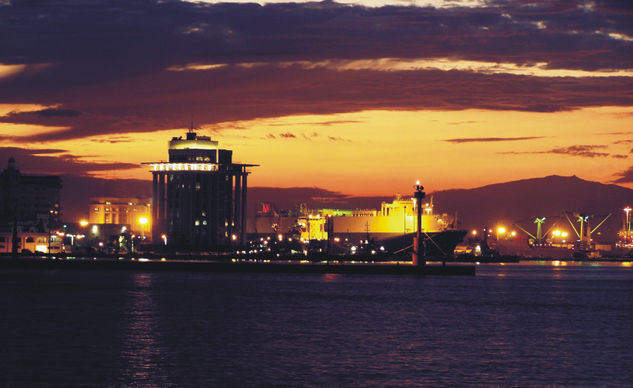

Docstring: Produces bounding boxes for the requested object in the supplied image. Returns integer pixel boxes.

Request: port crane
[514,216,560,245]
[562,211,611,251]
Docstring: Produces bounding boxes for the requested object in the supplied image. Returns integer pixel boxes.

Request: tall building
[145,130,256,249]
[88,197,152,235]
[0,157,62,233]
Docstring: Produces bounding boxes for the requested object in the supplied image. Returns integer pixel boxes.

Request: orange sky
[2,104,632,195]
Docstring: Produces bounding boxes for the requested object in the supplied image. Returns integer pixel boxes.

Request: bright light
[497,227,506,234]
[278,234,283,241]
[562,232,568,238]
[161,234,167,245]
[79,220,89,227]
[552,230,561,236]
[121,226,127,233]
[231,234,237,241]
[91,225,98,234]
[416,180,420,185]
[471,230,477,236]
[138,216,148,225]
[511,231,516,237]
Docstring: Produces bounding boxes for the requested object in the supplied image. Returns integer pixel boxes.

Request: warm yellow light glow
[138,216,148,225]
[497,227,506,234]
[150,163,218,172]
[553,230,561,236]
[471,230,477,236]
[79,220,89,227]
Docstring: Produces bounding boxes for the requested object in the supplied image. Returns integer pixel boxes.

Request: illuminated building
[0,157,62,233]
[0,232,62,254]
[88,197,151,235]
[145,130,256,249]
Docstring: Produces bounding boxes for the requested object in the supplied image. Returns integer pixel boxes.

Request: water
[1,261,632,386]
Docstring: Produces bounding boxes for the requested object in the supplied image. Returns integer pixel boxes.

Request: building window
[26,237,34,243]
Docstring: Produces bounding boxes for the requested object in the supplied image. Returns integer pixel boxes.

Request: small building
[0,232,63,254]
[145,130,257,250]
[88,197,151,236]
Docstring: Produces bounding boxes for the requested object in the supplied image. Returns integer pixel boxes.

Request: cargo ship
[246,195,466,259]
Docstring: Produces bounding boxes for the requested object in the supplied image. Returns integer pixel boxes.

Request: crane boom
[563,211,581,238]
[591,213,612,234]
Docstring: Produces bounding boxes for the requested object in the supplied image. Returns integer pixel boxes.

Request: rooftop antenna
[189,113,195,133]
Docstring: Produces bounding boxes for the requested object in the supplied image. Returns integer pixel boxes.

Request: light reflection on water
[120,273,167,386]
[0,262,632,386]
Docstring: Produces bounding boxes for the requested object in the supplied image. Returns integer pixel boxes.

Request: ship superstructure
[246,195,465,258]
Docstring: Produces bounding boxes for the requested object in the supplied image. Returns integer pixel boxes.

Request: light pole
[625,206,632,233]
[412,180,426,267]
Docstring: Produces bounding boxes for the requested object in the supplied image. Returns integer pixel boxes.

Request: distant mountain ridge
[431,175,633,242]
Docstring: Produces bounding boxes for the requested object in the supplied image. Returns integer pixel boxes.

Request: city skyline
[1,0,632,196]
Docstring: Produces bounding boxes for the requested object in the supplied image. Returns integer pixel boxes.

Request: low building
[0,232,63,254]
[88,197,151,236]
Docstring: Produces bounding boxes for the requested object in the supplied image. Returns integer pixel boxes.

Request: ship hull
[336,230,468,259]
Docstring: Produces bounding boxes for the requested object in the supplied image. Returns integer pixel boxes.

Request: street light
[138,216,148,238]
[79,219,89,227]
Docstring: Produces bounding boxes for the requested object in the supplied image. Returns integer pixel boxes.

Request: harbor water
[1,261,632,386]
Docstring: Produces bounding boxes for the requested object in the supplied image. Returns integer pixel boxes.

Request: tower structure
[145,131,256,250]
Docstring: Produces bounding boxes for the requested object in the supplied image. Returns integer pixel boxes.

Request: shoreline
[0,256,476,276]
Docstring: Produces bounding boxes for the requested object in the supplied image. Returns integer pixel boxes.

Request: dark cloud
[548,145,610,157]
[2,66,632,142]
[613,139,633,144]
[0,146,139,176]
[35,108,81,117]
[612,154,629,159]
[445,136,544,143]
[503,144,611,158]
[328,136,350,142]
[612,165,633,183]
[0,1,631,141]
[279,132,296,138]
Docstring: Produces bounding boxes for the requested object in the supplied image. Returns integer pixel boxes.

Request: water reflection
[321,273,341,282]
[120,273,168,386]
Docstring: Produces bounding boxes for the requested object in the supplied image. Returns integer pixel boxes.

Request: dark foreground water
[1,261,632,387]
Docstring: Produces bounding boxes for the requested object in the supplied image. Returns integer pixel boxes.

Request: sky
[1,0,632,197]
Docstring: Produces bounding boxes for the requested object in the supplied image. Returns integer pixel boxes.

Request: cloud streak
[503,144,612,158]
[0,147,139,176]
[444,136,544,143]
